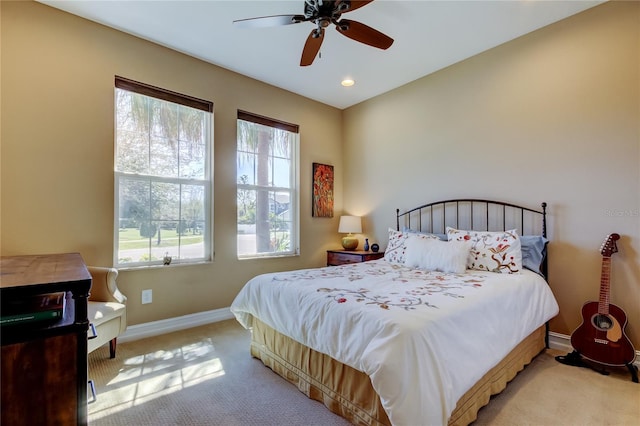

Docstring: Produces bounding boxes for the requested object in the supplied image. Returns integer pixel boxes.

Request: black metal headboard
[397,199,548,275]
[396,199,547,237]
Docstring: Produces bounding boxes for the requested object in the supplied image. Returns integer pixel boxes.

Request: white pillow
[446,227,523,274]
[404,235,470,274]
[384,228,439,265]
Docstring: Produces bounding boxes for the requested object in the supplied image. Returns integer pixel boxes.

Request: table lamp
[338,215,362,250]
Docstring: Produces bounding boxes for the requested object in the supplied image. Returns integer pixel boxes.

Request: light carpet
[88,319,640,425]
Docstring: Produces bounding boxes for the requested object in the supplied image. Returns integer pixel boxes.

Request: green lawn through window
[118,228,203,250]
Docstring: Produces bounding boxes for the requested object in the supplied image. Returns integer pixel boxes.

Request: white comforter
[231,259,559,426]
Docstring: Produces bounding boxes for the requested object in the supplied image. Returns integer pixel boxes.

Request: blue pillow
[521,235,548,275]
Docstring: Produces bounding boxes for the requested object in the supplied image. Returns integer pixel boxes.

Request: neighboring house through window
[114,76,213,267]
[237,110,299,258]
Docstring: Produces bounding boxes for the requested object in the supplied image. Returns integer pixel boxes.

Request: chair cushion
[89,301,126,327]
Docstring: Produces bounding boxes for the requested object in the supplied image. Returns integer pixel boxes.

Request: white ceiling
[38,0,604,109]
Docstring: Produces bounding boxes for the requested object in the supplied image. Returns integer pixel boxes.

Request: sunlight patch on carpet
[89,340,225,421]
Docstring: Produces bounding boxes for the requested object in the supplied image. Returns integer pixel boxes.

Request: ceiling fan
[233,0,394,66]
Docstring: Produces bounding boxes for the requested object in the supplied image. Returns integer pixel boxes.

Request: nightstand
[327,250,385,266]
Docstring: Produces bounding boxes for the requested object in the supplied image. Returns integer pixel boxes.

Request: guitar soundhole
[592,314,613,330]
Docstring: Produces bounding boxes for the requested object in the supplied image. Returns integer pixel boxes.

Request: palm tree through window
[237,111,299,258]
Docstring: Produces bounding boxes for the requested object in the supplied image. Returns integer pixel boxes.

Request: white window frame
[237,110,300,259]
[114,76,214,268]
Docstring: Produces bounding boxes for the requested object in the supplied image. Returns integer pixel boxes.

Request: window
[114,76,213,267]
[237,111,299,258]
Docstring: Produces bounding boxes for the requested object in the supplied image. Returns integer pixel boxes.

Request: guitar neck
[598,256,611,315]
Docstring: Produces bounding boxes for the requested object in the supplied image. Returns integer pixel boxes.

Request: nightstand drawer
[329,252,361,265]
[327,250,385,266]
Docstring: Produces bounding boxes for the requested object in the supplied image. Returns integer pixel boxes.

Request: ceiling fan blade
[336,19,393,50]
[233,14,305,28]
[337,1,374,13]
[300,28,325,67]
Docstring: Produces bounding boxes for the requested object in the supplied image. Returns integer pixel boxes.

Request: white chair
[87,266,127,358]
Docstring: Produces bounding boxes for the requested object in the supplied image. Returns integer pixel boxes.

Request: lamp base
[341,236,359,250]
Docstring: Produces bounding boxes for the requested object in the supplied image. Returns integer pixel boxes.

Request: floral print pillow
[446,227,523,274]
[384,228,440,265]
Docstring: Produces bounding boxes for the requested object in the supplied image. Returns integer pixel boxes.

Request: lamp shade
[338,216,362,234]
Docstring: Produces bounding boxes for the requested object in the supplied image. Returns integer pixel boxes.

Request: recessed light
[341,79,355,87]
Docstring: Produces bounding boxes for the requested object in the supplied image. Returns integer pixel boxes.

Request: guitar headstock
[600,233,620,257]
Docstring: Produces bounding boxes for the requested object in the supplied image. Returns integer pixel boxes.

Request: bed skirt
[250,318,546,426]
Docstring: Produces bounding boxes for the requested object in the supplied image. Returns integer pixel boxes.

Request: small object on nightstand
[364,238,370,251]
[371,243,380,253]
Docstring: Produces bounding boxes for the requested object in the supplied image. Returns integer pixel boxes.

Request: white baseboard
[548,331,640,368]
[118,307,235,344]
[548,331,574,353]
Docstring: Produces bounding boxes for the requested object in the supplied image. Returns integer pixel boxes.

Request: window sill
[116,259,212,271]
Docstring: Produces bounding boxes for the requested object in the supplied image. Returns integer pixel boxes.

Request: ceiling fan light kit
[233,0,394,67]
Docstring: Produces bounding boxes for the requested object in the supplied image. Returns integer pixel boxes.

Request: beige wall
[343,1,640,347]
[1,1,343,324]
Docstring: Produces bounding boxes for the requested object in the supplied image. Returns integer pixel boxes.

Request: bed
[231,199,559,425]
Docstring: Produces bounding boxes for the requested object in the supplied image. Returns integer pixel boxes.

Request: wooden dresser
[1,253,92,426]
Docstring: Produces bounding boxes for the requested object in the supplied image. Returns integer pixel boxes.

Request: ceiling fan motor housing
[305,0,346,23]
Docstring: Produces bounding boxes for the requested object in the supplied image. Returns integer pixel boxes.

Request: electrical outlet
[141,289,153,304]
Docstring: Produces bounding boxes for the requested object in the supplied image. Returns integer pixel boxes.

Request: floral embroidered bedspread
[231,259,559,426]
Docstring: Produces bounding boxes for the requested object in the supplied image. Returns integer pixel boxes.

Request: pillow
[402,227,447,241]
[446,227,523,274]
[404,235,470,274]
[521,235,548,275]
[384,228,439,265]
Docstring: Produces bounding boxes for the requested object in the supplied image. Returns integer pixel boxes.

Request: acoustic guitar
[570,233,636,367]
